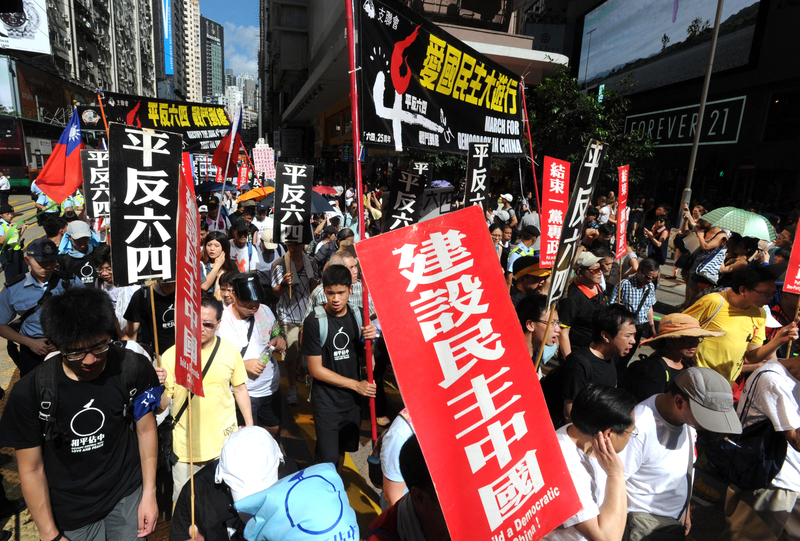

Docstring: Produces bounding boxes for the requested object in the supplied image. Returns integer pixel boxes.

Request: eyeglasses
[625,427,639,439]
[640,273,659,282]
[63,340,112,362]
[748,288,776,298]
[202,321,218,329]
[538,319,561,327]
[585,267,603,274]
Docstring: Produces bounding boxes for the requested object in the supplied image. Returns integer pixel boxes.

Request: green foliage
[526,66,654,185]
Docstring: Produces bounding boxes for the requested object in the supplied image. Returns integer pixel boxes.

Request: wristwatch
[1,0,40,39]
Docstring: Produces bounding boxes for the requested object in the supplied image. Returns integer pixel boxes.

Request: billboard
[578,0,763,93]
[0,1,51,55]
[163,0,173,75]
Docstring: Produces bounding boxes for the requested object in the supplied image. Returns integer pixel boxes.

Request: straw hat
[640,313,725,348]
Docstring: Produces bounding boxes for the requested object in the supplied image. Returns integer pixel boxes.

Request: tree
[687,17,704,38]
[661,33,670,52]
[525,66,654,186]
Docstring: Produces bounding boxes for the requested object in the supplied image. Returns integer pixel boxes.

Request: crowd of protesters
[0,177,798,541]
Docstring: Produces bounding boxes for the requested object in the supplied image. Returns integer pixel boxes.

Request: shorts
[64,485,142,541]
[249,389,282,428]
[172,460,210,502]
[313,405,361,465]
[281,321,302,368]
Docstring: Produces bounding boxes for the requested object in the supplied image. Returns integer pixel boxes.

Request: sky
[578,0,759,81]
[199,0,260,76]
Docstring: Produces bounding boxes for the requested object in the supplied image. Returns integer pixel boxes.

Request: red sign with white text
[237,165,249,189]
[783,234,800,295]
[215,166,223,183]
[356,205,580,541]
[616,165,629,260]
[175,172,204,396]
[540,157,571,268]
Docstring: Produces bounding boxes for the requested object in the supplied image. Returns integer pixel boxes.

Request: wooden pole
[785,304,800,360]
[345,0,377,444]
[188,393,196,538]
[96,90,110,140]
[533,307,556,373]
[149,284,161,368]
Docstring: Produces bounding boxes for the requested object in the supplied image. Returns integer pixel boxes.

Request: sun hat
[640,313,725,348]
[676,367,742,434]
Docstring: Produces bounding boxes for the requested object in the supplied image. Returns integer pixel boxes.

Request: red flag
[36,113,85,204]
[211,104,242,180]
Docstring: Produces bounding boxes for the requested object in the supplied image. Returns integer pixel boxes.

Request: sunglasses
[202,321,218,329]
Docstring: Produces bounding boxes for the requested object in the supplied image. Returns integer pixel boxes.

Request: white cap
[215,427,283,502]
[495,210,510,223]
[501,193,513,202]
[198,205,208,213]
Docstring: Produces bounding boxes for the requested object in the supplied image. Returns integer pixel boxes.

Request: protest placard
[384,169,427,231]
[539,157,571,269]
[273,163,313,245]
[356,205,581,541]
[108,123,181,286]
[238,165,249,189]
[616,165,630,259]
[81,150,110,219]
[465,142,492,211]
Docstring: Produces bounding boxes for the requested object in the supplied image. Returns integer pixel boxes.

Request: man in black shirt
[558,252,608,357]
[58,220,97,285]
[301,264,377,470]
[124,281,176,358]
[543,304,637,429]
[0,287,161,540]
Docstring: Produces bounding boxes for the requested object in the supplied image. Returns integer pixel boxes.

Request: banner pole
[149,284,161,368]
[520,79,542,216]
[205,154,209,184]
[533,307,555,373]
[188,393,196,538]
[345,0,377,445]
[96,90,110,141]
[785,304,800,361]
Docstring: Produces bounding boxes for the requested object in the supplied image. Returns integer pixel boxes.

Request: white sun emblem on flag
[68,124,79,142]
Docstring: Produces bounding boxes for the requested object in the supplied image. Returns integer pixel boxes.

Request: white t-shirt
[545,425,605,541]
[217,305,279,397]
[620,395,696,519]
[598,206,611,224]
[0,174,10,191]
[253,216,273,233]
[230,242,268,273]
[738,360,800,491]
[379,412,414,510]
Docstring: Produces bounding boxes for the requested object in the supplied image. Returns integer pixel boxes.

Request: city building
[225,85,243,112]
[154,0,187,99]
[200,16,225,101]
[184,0,202,102]
[225,68,235,88]
[237,73,256,110]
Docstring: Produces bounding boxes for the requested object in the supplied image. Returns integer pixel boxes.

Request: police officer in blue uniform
[0,238,83,376]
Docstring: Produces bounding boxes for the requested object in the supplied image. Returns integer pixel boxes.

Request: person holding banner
[510,256,551,307]
[558,252,609,358]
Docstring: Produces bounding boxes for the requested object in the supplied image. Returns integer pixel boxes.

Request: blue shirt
[610,275,656,325]
[36,193,58,212]
[506,241,537,273]
[0,272,84,337]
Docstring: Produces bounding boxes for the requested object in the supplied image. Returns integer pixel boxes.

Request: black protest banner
[81,150,110,219]
[410,161,432,184]
[273,163,313,245]
[78,92,230,152]
[465,142,492,210]
[384,169,427,231]
[358,0,524,157]
[108,123,182,286]
[546,140,609,307]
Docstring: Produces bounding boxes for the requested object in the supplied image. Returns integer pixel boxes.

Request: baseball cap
[495,210,510,223]
[242,199,257,208]
[501,193,513,202]
[257,202,268,211]
[0,203,13,214]
[676,367,742,434]
[261,229,278,250]
[575,252,602,269]
[513,255,551,281]
[522,225,540,237]
[215,427,283,503]
[198,205,208,213]
[232,219,250,233]
[67,220,91,239]
[25,238,59,262]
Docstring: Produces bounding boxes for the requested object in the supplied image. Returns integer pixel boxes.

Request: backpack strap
[314,305,328,345]
[36,356,61,443]
[120,346,142,423]
[247,242,253,266]
[173,337,222,425]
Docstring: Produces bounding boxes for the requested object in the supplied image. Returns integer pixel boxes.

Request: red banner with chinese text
[540,157,571,268]
[616,165,629,260]
[175,171,204,396]
[356,205,580,541]
[237,165,249,189]
[783,233,800,295]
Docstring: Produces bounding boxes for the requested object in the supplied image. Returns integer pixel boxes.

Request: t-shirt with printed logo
[301,307,362,412]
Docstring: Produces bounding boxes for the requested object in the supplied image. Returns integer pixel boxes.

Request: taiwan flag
[211,103,242,181]
[36,112,85,204]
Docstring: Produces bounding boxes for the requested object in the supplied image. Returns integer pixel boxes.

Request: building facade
[184,0,202,102]
[200,16,225,101]
[153,0,186,99]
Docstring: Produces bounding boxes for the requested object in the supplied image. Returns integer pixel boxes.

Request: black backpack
[35,343,142,446]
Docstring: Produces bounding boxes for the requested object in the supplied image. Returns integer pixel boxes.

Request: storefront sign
[356,205,581,541]
[109,123,181,286]
[81,150,110,219]
[539,157,571,269]
[358,0,524,157]
[624,96,746,148]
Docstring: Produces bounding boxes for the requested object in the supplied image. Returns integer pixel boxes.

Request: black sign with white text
[109,123,181,286]
[465,142,492,210]
[273,163,313,245]
[385,169,427,231]
[81,150,110,219]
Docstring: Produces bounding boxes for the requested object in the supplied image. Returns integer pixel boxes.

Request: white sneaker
[286,386,298,405]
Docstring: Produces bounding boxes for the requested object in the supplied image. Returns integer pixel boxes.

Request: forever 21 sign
[624,96,746,148]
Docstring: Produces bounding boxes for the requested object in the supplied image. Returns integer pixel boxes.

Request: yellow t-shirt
[162,337,248,462]
[683,291,766,386]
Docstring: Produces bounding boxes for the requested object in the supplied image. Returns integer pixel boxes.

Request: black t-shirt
[124,287,176,354]
[0,348,159,530]
[301,307,362,412]
[58,254,97,286]
[510,287,526,307]
[559,282,607,349]
[619,354,683,403]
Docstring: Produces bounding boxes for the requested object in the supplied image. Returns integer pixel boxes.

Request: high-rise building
[43,0,156,96]
[236,73,256,110]
[225,68,235,88]
[154,0,187,99]
[200,17,225,101]
[184,0,202,102]
[225,85,243,112]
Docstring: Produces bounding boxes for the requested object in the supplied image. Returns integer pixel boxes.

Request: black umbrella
[262,191,335,213]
